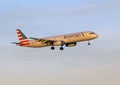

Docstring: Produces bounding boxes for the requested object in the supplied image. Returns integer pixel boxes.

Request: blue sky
[0,0,120,85]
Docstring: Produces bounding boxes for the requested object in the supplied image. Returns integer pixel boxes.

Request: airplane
[12,29,98,50]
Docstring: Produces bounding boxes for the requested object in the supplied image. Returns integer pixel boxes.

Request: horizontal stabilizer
[11,42,20,44]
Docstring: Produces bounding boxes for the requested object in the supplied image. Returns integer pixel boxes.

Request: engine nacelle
[65,42,77,47]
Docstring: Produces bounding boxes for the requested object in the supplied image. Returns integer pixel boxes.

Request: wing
[29,37,56,45]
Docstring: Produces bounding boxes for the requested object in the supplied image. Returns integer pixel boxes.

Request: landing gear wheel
[51,47,55,50]
[60,41,65,50]
[60,47,64,50]
[88,42,90,45]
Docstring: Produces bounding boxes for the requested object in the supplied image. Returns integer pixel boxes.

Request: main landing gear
[88,41,91,45]
[60,46,64,50]
[51,46,55,50]
[60,41,64,50]
[51,46,64,50]
[51,41,65,50]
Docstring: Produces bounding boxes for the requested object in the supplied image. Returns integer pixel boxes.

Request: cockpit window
[90,32,95,34]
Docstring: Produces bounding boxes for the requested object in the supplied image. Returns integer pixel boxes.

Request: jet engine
[65,42,77,47]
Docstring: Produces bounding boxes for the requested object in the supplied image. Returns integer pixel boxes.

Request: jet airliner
[12,29,98,50]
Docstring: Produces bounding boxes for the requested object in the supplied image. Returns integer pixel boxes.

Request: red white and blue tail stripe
[16,29,30,46]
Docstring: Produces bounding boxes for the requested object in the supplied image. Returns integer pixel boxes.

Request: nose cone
[94,34,98,38]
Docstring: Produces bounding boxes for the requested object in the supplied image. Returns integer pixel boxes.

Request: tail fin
[16,29,30,46]
[16,29,28,41]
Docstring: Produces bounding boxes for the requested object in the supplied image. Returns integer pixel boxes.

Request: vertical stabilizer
[16,29,30,46]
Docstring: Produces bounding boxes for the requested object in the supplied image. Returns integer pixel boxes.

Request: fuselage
[13,29,98,50]
[27,31,98,47]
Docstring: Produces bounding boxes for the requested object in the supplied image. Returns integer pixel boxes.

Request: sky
[0,0,120,85]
